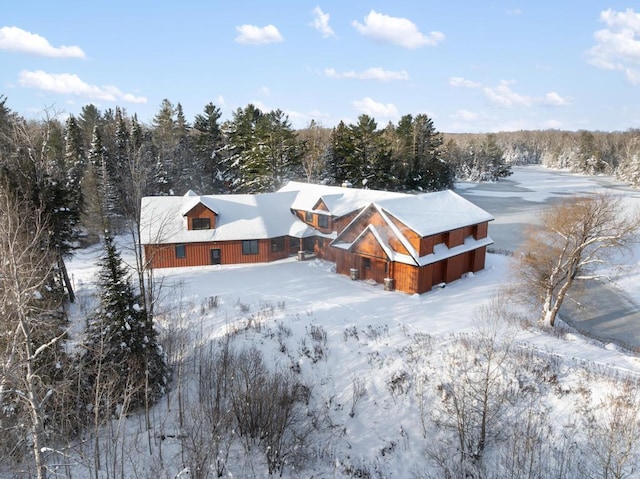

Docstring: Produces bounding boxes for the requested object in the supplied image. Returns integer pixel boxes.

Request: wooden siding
[351,230,389,260]
[313,198,330,212]
[394,262,420,294]
[144,237,290,269]
[186,203,217,230]
[338,206,412,256]
[292,208,333,234]
[447,228,465,248]
[475,222,488,240]
[420,232,446,256]
[333,211,359,233]
[385,211,422,253]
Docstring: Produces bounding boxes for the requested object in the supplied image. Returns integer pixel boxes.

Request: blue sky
[2,1,640,132]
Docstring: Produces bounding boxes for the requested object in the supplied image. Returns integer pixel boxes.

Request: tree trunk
[58,253,75,303]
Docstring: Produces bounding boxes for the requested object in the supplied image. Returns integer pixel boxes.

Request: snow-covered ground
[62,166,640,478]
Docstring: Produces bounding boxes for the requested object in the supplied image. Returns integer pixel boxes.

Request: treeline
[1,96,517,237]
[445,128,640,186]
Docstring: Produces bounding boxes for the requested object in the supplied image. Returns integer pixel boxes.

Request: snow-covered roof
[278,181,408,217]
[331,200,494,266]
[375,189,494,237]
[140,182,494,248]
[140,190,315,245]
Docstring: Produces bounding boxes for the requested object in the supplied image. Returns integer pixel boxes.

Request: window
[305,211,313,223]
[192,217,211,230]
[175,244,186,259]
[362,257,371,270]
[317,214,328,228]
[242,240,259,255]
[271,237,284,252]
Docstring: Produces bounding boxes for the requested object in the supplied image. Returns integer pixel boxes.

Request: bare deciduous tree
[579,380,640,479]
[0,185,67,479]
[513,193,640,326]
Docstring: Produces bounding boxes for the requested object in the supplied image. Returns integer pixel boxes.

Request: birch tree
[514,193,640,326]
[0,184,68,479]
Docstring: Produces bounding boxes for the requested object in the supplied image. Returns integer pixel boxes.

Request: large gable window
[192,218,211,230]
[175,244,186,259]
[242,240,259,255]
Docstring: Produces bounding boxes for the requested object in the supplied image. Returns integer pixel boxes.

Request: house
[139,182,494,294]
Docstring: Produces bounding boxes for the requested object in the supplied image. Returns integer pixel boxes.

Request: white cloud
[352,97,399,118]
[235,24,283,45]
[18,70,147,104]
[451,77,568,109]
[541,91,570,106]
[352,10,444,49]
[310,7,335,38]
[0,26,85,58]
[259,86,271,96]
[449,76,481,88]
[324,67,408,81]
[483,80,533,107]
[451,109,480,121]
[586,8,640,84]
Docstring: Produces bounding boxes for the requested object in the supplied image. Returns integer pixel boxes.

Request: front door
[210,248,221,265]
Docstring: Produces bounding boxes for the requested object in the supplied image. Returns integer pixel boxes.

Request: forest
[1,93,640,477]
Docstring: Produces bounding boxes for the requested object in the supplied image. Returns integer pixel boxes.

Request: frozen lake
[457,165,640,349]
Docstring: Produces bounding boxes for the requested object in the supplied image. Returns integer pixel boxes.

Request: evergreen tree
[84,232,167,411]
[225,104,301,192]
[328,120,353,185]
[193,102,224,192]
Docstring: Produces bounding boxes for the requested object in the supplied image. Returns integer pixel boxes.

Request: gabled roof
[278,181,407,217]
[331,199,493,266]
[140,190,315,245]
[141,182,494,249]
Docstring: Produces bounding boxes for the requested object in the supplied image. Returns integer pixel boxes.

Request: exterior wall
[333,211,359,233]
[186,204,217,230]
[144,237,290,269]
[292,209,333,234]
[475,222,488,240]
[385,212,422,253]
[447,227,465,248]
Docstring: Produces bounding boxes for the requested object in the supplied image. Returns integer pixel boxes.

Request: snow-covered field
[64,166,640,478]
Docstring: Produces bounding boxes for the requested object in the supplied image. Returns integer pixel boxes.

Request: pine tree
[84,233,167,411]
[193,102,224,192]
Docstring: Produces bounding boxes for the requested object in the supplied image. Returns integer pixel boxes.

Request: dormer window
[305,211,313,223]
[318,214,328,228]
[192,218,211,230]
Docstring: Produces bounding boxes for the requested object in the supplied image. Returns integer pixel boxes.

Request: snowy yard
[63,166,640,478]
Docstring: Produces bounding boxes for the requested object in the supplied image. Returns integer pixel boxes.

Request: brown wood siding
[472,246,487,272]
[144,238,289,269]
[313,199,329,211]
[431,260,445,285]
[291,208,333,234]
[421,232,447,256]
[186,203,217,230]
[334,249,353,275]
[334,211,359,233]
[417,264,434,294]
[475,222,488,240]
[385,212,421,253]
[393,262,420,294]
[447,228,465,248]
[337,206,411,256]
[352,230,389,259]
